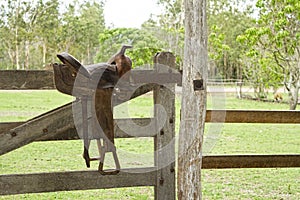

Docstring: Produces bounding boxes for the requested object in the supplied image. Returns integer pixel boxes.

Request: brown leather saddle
[53,45,132,175]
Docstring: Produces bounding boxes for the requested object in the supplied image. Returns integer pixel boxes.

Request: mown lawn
[0,90,299,199]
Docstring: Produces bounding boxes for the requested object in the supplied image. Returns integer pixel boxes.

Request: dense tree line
[0,0,105,69]
[0,0,253,72]
[0,0,299,109]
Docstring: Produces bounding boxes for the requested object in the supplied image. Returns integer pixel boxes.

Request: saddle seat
[53,52,119,96]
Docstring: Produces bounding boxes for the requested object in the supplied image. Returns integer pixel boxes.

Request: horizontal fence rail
[0,109,299,154]
[0,167,157,195]
[1,155,299,195]
[206,110,300,124]
[0,70,55,89]
[202,155,300,169]
[0,118,154,141]
[0,70,181,90]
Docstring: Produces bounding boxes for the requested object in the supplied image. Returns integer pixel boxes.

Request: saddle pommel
[107,45,133,78]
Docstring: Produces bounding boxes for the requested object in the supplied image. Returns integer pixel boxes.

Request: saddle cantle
[53,45,132,175]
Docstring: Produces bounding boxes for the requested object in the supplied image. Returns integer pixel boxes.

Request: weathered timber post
[178,0,208,199]
[153,52,176,200]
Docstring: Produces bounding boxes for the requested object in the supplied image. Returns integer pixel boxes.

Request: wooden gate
[0,52,178,199]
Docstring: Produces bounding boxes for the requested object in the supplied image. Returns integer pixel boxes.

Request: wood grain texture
[0,70,54,89]
[0,69,177,91]
[177,0,208,199]
[2,109,298,138]
[0,103,73,155]
[0,118,155,152]
[1,155,299,196]
[202,155,300,169]
[153,52,176,200]
[206,110,300,123]
[1,108,298,155]
[0,167,156,195]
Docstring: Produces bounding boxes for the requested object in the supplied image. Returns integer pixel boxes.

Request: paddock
[0,53,299,199]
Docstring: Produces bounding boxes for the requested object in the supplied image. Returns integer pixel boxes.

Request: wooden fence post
[178,0,208,199]
[153,52,176,200]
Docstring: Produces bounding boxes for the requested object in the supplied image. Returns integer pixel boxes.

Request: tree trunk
[285,73,299,110]
[15,0,20,70]
[25,40,30,70]
[43,41,47,67]
[87,43,91,64]
[177,0,208,199]
[7,46,15,69]
[15,42,20,70]
[15,26,20,69]
[289,83,299,110]
[224,52,227,79]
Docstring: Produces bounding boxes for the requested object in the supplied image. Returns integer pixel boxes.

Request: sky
[103,0,163,28]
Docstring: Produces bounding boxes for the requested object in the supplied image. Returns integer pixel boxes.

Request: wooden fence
[0,54,299,197]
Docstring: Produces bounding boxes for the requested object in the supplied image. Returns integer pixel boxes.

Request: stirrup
[98,142,120,175]
[82,139,120,175]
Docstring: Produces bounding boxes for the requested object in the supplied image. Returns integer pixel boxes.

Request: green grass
[0,90,299,199]
[0,90,73,122]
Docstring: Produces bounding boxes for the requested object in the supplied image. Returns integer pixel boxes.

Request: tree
[0,0,28,69]
[238,0,300,109]
[147,0,255,79]
[0,4,7,69]
[75,1,106,64]
[26,0,60,68]
[58,0,106,65]
[177,0,208,199]
[240,51,283,99]
[208,25,230,78]
[156,0,185,66]
[207,0,255,79]
[96,28,164,68]
[141,0,187,68]
[0,0,106,69]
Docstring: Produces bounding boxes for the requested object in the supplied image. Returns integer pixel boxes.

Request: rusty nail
[159,178,164,185]
[170,167,175,173]
[11,132,17,137]
[43,128,48,134]
[160,130,164,135]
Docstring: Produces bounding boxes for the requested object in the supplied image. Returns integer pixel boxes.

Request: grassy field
[0,90,299,199]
